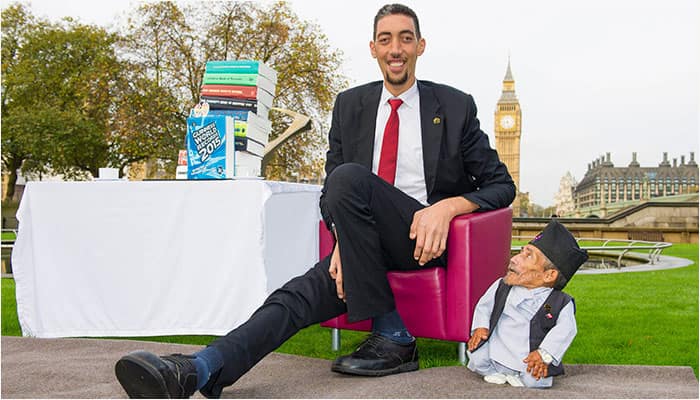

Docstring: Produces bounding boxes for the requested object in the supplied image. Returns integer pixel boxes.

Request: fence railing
[512,237,672,269]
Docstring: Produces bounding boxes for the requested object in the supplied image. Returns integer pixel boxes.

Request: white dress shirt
[372,81,428,205]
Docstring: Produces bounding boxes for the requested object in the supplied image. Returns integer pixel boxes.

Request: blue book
[186,116,235,179]
[189,106,271,145]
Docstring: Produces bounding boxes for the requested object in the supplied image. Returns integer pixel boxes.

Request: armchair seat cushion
[324,268,448,339]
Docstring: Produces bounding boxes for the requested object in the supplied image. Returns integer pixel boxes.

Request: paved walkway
[2,336,697,398]
[578,253,693,275]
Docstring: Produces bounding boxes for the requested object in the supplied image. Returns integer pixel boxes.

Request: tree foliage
[1,2,185,198]
[120,0,346,180]
[1,3,40,199]
[2,1,346,199]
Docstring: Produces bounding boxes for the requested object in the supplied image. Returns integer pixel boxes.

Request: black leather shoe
[331,333,419,376]
[115,351,198,398]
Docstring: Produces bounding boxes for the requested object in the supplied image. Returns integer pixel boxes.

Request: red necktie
[377,98,403,184]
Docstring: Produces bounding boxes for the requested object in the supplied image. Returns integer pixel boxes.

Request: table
[12,180,322,338]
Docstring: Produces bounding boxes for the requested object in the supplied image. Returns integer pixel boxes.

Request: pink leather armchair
[319,207,512,364]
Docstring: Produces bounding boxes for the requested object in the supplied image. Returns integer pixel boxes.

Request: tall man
[115,4,515,398]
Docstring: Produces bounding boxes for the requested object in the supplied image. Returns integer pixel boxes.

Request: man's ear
[543,269,558,285]
[370,40,377,58]
[417,37,426,56]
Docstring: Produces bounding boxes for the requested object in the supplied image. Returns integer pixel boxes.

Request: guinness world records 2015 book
[186,115,266,179]
[186,116,235,179]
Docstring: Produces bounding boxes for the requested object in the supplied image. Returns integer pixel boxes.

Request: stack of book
[185,60,277,179]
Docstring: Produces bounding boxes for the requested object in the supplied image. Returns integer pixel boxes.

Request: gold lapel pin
[433,117,441,125]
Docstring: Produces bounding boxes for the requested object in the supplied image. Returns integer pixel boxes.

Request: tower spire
[499,57,517,102]
[504,55,514,82]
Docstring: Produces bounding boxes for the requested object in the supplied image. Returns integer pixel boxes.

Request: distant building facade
[494,59,523,216]
[574,152,699,213]
[554,171,577,216]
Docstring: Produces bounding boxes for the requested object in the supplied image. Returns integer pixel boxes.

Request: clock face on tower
[500,115,515,129]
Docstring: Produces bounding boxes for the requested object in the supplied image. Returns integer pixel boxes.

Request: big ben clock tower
[494,59,523,216]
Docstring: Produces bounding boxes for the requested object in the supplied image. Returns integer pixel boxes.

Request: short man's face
[503,244,557,289]
[369,13,425,96]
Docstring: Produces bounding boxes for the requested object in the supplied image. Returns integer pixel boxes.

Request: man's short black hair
[373,3,421,40]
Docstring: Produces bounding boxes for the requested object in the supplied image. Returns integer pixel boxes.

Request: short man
[467,220,588,388]
[115,4,515,398]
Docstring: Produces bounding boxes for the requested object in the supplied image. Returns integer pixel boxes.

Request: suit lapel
[354,83,382,169]
[418,81,443,196]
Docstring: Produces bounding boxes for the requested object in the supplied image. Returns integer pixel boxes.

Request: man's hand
[328,242,345,301]
[523,350,548,380]
[410,197,478,266]
[467,327,489,351]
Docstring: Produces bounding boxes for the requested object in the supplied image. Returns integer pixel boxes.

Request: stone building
[573,152,698,214]
[554,172,577,216]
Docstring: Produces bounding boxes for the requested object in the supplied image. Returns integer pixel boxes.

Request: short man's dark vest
[475,279,574,377]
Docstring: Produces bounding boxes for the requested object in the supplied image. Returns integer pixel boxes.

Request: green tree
[1,3,41,200]
[120,1,202,104]
[1,3,184,191]
[108,64,185,176]
[2,0,345,193]
[120,1,346,180]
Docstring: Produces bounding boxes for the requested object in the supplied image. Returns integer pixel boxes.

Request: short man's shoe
[331,333,418,377]
[115,351,198,398]
[483,373,508,384]
[505,374,525,387]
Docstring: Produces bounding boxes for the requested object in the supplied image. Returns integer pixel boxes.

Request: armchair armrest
[319,221,334,260]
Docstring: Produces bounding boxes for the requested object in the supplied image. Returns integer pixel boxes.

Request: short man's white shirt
[372,81,428,205]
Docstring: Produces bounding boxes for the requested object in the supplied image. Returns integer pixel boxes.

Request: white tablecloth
[12,180,322,338]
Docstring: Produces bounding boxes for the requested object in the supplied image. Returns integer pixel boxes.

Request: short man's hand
[523,350,548,380]
[328,242,345,301]
[467,327,489,351]
[409,197,478,266]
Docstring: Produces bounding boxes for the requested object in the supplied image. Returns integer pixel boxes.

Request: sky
[15,0,700,206]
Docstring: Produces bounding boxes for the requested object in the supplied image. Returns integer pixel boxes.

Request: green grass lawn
[2,244,697,376]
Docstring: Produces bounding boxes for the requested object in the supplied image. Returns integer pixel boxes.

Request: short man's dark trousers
[202,163,445,396]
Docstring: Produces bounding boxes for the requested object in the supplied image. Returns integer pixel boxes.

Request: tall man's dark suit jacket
[320,80,516,227]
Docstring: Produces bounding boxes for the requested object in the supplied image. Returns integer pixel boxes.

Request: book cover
[202,73,276,96]
[177,149,188,166]
[200,84,273,108]
[186,115,235,179]
[205,60,278,83]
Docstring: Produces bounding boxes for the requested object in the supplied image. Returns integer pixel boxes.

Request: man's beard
[385,70,409,86]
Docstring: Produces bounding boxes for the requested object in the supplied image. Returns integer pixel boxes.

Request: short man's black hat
[529,219,588,288]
